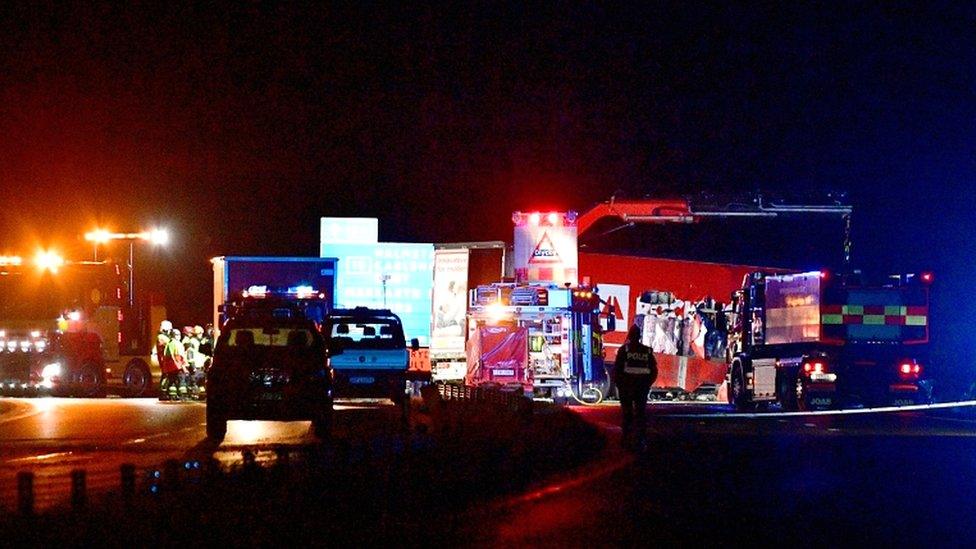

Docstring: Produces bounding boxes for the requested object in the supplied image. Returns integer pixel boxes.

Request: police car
[205,298,333,441]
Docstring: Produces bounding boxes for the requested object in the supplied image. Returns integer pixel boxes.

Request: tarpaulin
[466,326,529,386]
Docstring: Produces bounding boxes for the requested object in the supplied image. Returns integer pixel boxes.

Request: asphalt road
[458,402,976,547]
[5,396,976,546]
[0,397,403,512]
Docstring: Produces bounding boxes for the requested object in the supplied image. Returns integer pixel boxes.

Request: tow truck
[0,255,164,397]
[726,270,932,411]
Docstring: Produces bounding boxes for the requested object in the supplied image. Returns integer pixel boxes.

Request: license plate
[492,369,515,377]
[258,392,283,401]
[349,376,375,385]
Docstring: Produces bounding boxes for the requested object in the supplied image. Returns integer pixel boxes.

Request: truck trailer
[211,256,338,331]
[429,242,507,383]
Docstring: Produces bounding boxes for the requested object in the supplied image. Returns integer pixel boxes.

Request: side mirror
[410,338,420,352]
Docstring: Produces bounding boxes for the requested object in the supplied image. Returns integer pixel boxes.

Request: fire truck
[0,256,164,397]
[466,283,607,403]
[726,270,932,411]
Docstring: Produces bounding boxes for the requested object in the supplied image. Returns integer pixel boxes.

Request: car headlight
[41,362,62,380]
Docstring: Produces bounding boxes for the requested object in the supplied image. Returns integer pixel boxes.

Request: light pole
[85,229,169,307]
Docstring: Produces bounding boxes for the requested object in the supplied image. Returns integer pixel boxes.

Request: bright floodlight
[85,229,112,244]
[34,250,64,273]
[148,228,169,246]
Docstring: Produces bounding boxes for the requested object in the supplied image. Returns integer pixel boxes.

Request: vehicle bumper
[333,369,406,398]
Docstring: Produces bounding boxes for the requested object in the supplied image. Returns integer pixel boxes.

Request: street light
[84,228,170,307]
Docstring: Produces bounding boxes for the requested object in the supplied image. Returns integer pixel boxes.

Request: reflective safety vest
[616,343,657,380]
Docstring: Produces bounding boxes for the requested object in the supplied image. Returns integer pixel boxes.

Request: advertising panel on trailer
[429,242,506,383]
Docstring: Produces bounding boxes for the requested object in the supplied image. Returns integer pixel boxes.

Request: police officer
[614,325,658,451]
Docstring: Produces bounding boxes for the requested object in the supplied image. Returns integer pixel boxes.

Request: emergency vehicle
[0,256,164,397]
[726,270,932,411]
[466,283,607,403]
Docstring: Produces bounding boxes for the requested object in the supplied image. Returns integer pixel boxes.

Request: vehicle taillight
[803,360,827,375]
[898,361,922,378]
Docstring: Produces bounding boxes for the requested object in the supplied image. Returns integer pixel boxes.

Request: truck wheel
[206,405,227,441]
[123,359,153,397]
[73,362,105,398]
[729,364,749,411]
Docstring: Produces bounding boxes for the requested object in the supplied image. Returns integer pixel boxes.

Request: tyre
[72,362,105,398]
[123,359,153,397]
[206,405,227,441]
[729,363,750,412]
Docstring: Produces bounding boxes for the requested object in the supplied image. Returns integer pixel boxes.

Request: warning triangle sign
[528,232,561,264]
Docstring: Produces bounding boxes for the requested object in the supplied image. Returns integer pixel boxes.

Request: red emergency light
[512,211,578,227]
[920,272,933,283]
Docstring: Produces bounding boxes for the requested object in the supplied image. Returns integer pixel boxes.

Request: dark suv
[206,313,333,441]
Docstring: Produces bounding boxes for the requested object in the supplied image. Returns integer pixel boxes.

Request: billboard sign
[431,249,470,356]
[320,217,379,246]
[323,242,434,347]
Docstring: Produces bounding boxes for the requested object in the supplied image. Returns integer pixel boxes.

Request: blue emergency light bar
[242,285,327,299]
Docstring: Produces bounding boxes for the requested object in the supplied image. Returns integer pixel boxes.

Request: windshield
[221,327,318,349]
[327,317,405,350]
[0,266,122,321]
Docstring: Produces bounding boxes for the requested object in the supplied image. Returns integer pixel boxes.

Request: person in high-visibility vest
[614,325,658,451]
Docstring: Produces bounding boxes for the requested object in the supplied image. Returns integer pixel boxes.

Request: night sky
[1,3,974,380]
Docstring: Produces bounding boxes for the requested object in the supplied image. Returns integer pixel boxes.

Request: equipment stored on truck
[727,270,932,411]
[466,283,607,404]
